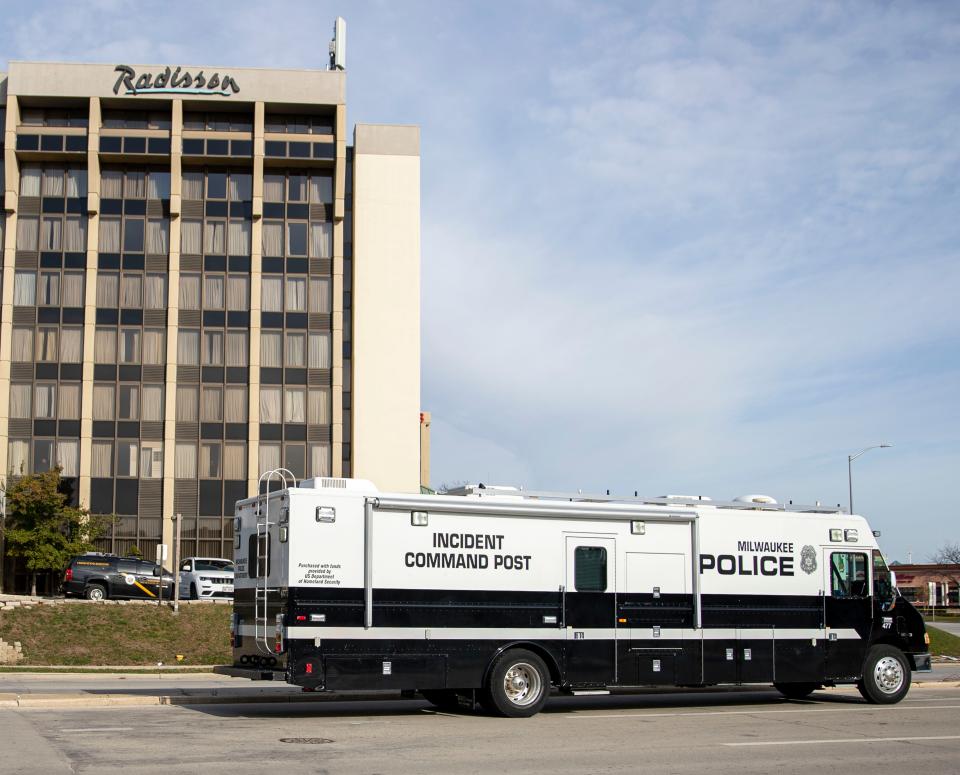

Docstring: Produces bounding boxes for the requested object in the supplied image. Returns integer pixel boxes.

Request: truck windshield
[873,549,896,610]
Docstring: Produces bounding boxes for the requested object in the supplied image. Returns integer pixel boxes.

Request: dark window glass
[123,219,144,252]
[33,439,55,473]
[574,546,607,592]
[207,173,227,200]
[287,222,307,256]
[231,173,251,200]
[830,552,869,598]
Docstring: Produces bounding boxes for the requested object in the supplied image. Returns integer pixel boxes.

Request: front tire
[482,649,550,718]
[857,645,911,704]
[190,583,199,600]
[774,682,820,700]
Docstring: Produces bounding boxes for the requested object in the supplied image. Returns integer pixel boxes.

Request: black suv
[64,554,175,601]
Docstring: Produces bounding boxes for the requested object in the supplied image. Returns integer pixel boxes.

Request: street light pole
[848,443,892,515]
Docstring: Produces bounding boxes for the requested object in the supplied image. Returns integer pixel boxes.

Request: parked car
[179,557,235,600]
[64,554,175,601]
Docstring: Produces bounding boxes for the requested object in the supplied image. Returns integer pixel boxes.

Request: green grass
[926,624,960,658]
[0,604,231,666]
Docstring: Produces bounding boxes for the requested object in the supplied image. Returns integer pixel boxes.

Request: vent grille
[15,252,39,268]
[319,478,346,489]
[173,480,199,516]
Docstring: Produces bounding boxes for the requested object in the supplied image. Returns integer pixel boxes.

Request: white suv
[179,558,234,600]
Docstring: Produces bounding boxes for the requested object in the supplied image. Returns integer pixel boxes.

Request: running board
[567,689,610,696]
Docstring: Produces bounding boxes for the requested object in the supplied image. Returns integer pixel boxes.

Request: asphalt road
[3,685,960,775]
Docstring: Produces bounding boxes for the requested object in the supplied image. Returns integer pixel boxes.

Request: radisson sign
[113,65,240,97]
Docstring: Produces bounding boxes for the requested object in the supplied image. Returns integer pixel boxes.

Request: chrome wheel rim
[503,662,542,707]
[874,656,904,694]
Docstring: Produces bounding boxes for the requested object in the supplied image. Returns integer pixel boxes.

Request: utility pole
[0,484,6,595]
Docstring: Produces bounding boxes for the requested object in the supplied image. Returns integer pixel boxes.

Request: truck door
[564,535,617,686]
[823,549,872,680]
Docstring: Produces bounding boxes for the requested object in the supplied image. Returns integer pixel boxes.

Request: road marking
[726,735,960,747]
[58,727,134,733]
[569,704,960,719]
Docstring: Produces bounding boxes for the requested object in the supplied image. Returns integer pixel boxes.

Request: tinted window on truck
[574,546,607,592]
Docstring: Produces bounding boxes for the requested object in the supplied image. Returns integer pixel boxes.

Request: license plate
[223,585,234,593]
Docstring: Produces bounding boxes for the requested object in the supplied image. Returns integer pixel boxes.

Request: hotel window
[227,220,250,254]
[177,330,200,365]
[140,443,163,479]
[309,333,331,368]
[203,275,225,309]
[226,332,248,366]
[124,172,146,200]
[202,331,224,366]
[200,443,222,478]
[179,274,201,309]
[226,276,249,310]
[182,173,203,201]
[142,385,163,421]
[262,221,283,256]
[264,175,284,202]
[94,328,117,363]
[284,277,306,312]
[261,277,283,311]
[36,328,58,362]
[59,328,83,363]
[206,172,227,200]
[259,443,280,473]
[228,173,252,200]
[310,444,331,478]
[12,328,33,361]
[118,385,139,420]
[14,271,36,306]
[97,273,119,307]
[8,441,29,475]
[64,217,86,252]
[42,168,65,197]
[285,333,306,368]
[102,109,168,129]
[58,384,81,419]
[308,388,331,424]
[310,174,333,204]
[121,275,143,307]
[99,219,121,252]
[309,277,331,313]
[181,221,202,254]
[116,441,139,477]
[33,440,55,474]
[19,166,42,196]
[101,171,123,199]
[67,169,87,198]
[143,329,165,365]
[34,384,56,419]
[119,329,141,363]
[146,219,169,254]
[224,386,247,422]
[63,272,84,307]
[93,385,115,420]
[203,221,226,254]
[224,444,246,480]
[284,387,306,423]
[91,441,113,477]
[123,218,145,252]
[40,217,63,251]
[176,386,199,421]
[174,442,196,478]
[286,222,307,256]
[309,222,332,258]
[56,440,79,477]
[259,386,281,423]
[10,384,31,419]
[147,172,170,200]
[145,274,166,308]
[260,332,282,368]
[201,386,223,422]
[284,444,305,479]
[38,272,60,305]
[20,107,87,128]
[15,217,39,251]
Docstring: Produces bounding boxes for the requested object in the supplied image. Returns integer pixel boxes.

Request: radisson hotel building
[0,50,422,582]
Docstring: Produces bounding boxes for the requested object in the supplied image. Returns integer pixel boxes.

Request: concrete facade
[0,60,420,585]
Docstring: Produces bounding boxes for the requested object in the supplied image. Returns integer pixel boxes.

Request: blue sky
[3,1,958,562]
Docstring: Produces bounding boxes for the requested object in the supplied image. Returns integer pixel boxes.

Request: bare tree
[930,542,960,590]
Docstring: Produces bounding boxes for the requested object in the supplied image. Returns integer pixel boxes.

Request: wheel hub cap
[874,656,904,694]
[503,662,542,707]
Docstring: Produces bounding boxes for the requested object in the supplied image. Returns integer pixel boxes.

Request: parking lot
[4,682,960,775]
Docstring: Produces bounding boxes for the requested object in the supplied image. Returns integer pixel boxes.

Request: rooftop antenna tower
[329,17,346,71]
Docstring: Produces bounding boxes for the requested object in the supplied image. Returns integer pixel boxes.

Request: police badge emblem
[800,545,817,575]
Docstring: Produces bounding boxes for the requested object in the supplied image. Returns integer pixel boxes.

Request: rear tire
[857,645,911,704]
[482,649,550,718]
[773,682,820,700]
[84,584,106,601]
[419,690,462,711]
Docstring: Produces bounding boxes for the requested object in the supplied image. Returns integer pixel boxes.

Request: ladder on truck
[253,468,296,655]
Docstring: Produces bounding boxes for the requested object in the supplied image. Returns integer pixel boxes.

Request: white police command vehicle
[216,475,931,717]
